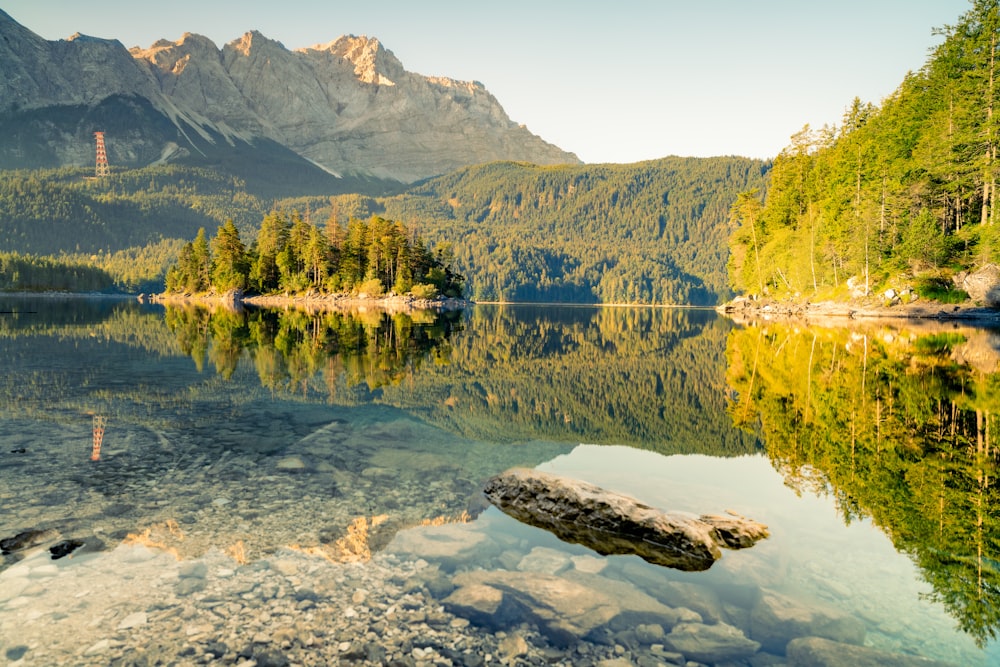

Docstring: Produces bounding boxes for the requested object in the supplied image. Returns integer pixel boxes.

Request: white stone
[117,611,148,630]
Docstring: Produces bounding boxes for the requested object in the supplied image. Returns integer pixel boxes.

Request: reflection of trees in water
[379,305,760,455]
[164,304,759,456]
[726,323,1000,646]
[164,304,461,392]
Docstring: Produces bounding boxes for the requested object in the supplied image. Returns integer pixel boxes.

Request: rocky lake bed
[0,409,977,666]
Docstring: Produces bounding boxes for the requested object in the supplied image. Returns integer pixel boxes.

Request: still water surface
[0,297,997,665]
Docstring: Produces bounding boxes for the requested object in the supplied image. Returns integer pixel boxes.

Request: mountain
[0,10,578,192]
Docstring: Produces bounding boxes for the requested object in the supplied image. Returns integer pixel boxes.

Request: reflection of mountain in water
[726,321,1000,647]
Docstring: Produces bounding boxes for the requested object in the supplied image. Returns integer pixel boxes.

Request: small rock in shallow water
[175,578,206,596]
[5,646,28,661]
[117,611,148,630]
[178,561,208,579]
[253,647,290,667]
[276,456,308,471]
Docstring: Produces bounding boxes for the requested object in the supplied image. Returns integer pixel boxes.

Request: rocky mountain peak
[66,32,124,48]
[302,34,403,86]
[227,30,286,58]
[0,12,580,184]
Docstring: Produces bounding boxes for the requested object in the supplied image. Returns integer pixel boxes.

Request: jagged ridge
[0,9,579,186]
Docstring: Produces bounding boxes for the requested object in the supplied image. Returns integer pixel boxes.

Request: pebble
[117,611,148,630]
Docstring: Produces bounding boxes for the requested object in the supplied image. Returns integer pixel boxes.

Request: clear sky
[2,0,973,164]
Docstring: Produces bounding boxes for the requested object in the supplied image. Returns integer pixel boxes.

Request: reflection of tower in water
[91,415,107,461]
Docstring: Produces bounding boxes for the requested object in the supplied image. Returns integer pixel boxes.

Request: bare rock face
[955,263,1000,307]
[482,468,769,571]
[0,9,579,183]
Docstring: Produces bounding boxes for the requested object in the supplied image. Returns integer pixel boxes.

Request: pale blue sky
[3,1,972,163]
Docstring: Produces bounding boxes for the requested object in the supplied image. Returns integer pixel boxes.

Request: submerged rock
[1,528,59,555]
[482,468,769,571]
[448,569,684,647]
[664,621,761,663]
[48,539,85,560]
[786,636,958,667]
[750,590,866,654]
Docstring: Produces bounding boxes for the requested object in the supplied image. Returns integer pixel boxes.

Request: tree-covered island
[162,212,465,305]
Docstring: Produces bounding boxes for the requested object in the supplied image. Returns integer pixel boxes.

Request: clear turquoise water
[0,296,996,665]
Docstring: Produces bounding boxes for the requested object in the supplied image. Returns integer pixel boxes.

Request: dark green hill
[371,158,770,304]
[0,156,768,303]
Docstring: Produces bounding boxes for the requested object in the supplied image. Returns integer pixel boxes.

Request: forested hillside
[0,157,768,303]
[375,159,770,304]
[729,2,1000,302]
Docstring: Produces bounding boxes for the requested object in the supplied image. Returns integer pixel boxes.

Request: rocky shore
[717,295,1000,325]
[147,290,470,314]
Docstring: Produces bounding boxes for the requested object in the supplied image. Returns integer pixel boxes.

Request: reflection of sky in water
[537,445,992,663]
[1,298,997,664]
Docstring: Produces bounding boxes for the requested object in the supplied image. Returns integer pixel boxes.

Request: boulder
[482,468,768,571]
[957,264,1000,306]
[385,523,498,571]
[442,583,517,628]
[786,636,958,667]
[663,621,761,663]
[449,569,685,647]
[749,590,866,655]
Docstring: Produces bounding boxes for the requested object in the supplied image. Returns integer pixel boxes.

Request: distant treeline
[165,212,464,299]
[0,251,113,292]
[0,157,769,305]
[366,158,770,304]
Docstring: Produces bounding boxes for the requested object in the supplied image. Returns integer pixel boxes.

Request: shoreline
[148,290,471,314]
[717,296,1000,325]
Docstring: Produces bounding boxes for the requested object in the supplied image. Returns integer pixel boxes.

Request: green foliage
[0,153,766,304]
[0,251,113,291]
[914,276,970,303]
[166,213,464,299]
[410,283,438,299]
[0,165,270,256]
[309,157,769,305]
[728,2,1000,302]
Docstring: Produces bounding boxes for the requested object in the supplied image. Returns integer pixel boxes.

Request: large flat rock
[483,467,768,571]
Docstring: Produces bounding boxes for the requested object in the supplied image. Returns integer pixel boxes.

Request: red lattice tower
[91,415,108,461]
[94,131,110,178]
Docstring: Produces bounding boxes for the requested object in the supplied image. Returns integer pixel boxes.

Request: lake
[0,296,997,666]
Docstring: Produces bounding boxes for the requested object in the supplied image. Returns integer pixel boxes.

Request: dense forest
[0,157,768,304]
[0,166,269,291]
[729,2,1000,302]
[726,321,1000,646]
[165,214,464,299]
[375,158,770,304]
